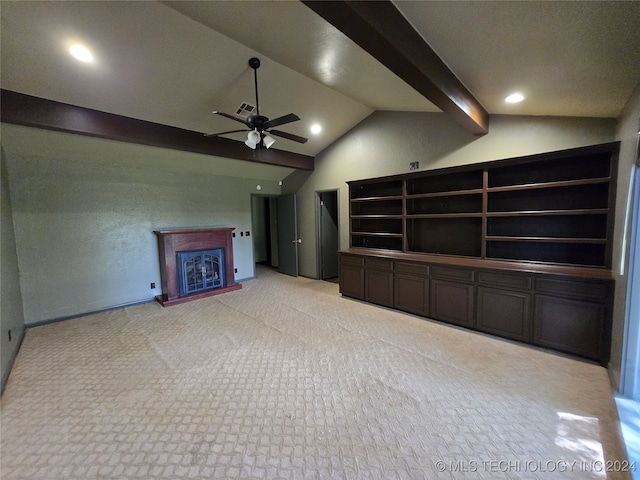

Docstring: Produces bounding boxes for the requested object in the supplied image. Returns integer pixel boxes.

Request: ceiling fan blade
[269,129,308,144]
[212,111,248,126]
[204,129,248,137]
[265,113,300,129]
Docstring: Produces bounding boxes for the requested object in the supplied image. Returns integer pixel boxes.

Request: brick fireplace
[154,227,241,306]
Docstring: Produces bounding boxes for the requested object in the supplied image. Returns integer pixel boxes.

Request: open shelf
[486,240,607,267]
[351,199,402,216]
[407,193,483,215]
[486,213,608,239]
[407,217,482,257]
[487,152,612,187]
[351,180,403,198]
[351,234,403,251]
[352,218,402,235]
[407,170,483,194]
[487,183,609,213]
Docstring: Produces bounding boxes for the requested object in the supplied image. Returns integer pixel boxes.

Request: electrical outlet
[240,231,244,236]
[232,232,236,237]
[150,282,155,289]
[245,231,250,236]
[234,268,238,273]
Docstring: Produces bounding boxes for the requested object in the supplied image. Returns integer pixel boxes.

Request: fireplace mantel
[154,227,241,306]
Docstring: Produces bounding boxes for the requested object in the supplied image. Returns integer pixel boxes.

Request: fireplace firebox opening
[177,248,225,296]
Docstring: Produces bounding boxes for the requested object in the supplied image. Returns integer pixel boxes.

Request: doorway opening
[316,189,340,281]
[251,195,279,270]
[251,194,299,277]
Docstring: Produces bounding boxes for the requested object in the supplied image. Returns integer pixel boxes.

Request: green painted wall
[290,112,617,279]
[2,125,283,325]
[1,146,25,391]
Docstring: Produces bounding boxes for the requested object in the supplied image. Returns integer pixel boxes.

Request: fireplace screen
[176,248,225,296]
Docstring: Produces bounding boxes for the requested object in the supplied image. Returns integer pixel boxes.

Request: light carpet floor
[1,266,631,479]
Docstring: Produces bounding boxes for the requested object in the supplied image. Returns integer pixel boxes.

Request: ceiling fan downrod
[249,57,261,116]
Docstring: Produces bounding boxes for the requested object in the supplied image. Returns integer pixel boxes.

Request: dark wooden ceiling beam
[302,0,489,135]
[0,89,314,170]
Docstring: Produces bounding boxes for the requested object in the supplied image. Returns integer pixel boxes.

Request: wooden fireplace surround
[154,227,241,306]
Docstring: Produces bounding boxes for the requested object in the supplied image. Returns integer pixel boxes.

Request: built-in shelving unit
[348,142,618,269]
[341,143,619,364]
[350,179,404,251]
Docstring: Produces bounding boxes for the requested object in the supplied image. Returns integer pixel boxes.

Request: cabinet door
[477,287,531,342]
[430,279,475,327]
[395,274,429,316]
[365,269,394,307]
[534,295,606,362]
[340,264,364,299]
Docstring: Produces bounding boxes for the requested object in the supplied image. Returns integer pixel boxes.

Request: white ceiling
[2,1,639,158]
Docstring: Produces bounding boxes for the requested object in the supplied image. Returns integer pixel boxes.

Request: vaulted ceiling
[2,1,639,160]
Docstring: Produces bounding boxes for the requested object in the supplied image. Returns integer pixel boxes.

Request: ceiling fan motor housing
[247,115,269,131]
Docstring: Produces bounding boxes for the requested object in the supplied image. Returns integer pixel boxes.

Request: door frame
[277,194,299,277]
[315,188,340,280]
[620,125,640,399]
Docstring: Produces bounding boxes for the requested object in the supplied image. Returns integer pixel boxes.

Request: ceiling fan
[205,57,308,149]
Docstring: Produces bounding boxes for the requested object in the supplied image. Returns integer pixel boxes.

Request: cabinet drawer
[365,257,394,271]
[431,265,474,282]
[478,271,532,290]
[536,277,609,300]
[341,254,364,267]
[395,261,429,276]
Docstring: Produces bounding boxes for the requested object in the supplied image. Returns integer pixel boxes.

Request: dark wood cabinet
[339,142,618,365]
[394,262,429,315]
[339,251,613,364]
[534,295,607,361]
[364,257,394,307]
[477,287,531,342]
[339,254,364,300]
[430,279,475,328]
[533,275,612,362]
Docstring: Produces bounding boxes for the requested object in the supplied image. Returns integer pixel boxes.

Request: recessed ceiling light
[310,123,322,135]
[69,44,93,63]
[505,93,525,104]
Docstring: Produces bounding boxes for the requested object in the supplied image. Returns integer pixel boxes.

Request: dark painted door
[319,191,339,279]
[277,194,299,277]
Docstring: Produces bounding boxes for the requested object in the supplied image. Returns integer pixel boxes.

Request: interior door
[277,194,299,277]
[318,191,339,279]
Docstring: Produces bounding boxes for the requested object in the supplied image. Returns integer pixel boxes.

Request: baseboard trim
[1,327,26,396]
[25,298,157,329]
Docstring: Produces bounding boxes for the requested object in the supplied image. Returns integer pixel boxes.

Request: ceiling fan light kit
[245,130,261,149]
[263,134,276,149]
[206,57,308,149]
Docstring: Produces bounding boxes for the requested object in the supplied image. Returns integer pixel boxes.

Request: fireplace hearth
[154,228,241,306]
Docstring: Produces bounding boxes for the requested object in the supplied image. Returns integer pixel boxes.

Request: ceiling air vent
[235,102,256,118]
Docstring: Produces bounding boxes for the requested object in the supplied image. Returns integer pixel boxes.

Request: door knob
[291,239,302,244]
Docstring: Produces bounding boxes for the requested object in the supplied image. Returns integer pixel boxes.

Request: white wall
[290,112,616,278]
[2,125,282,325]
